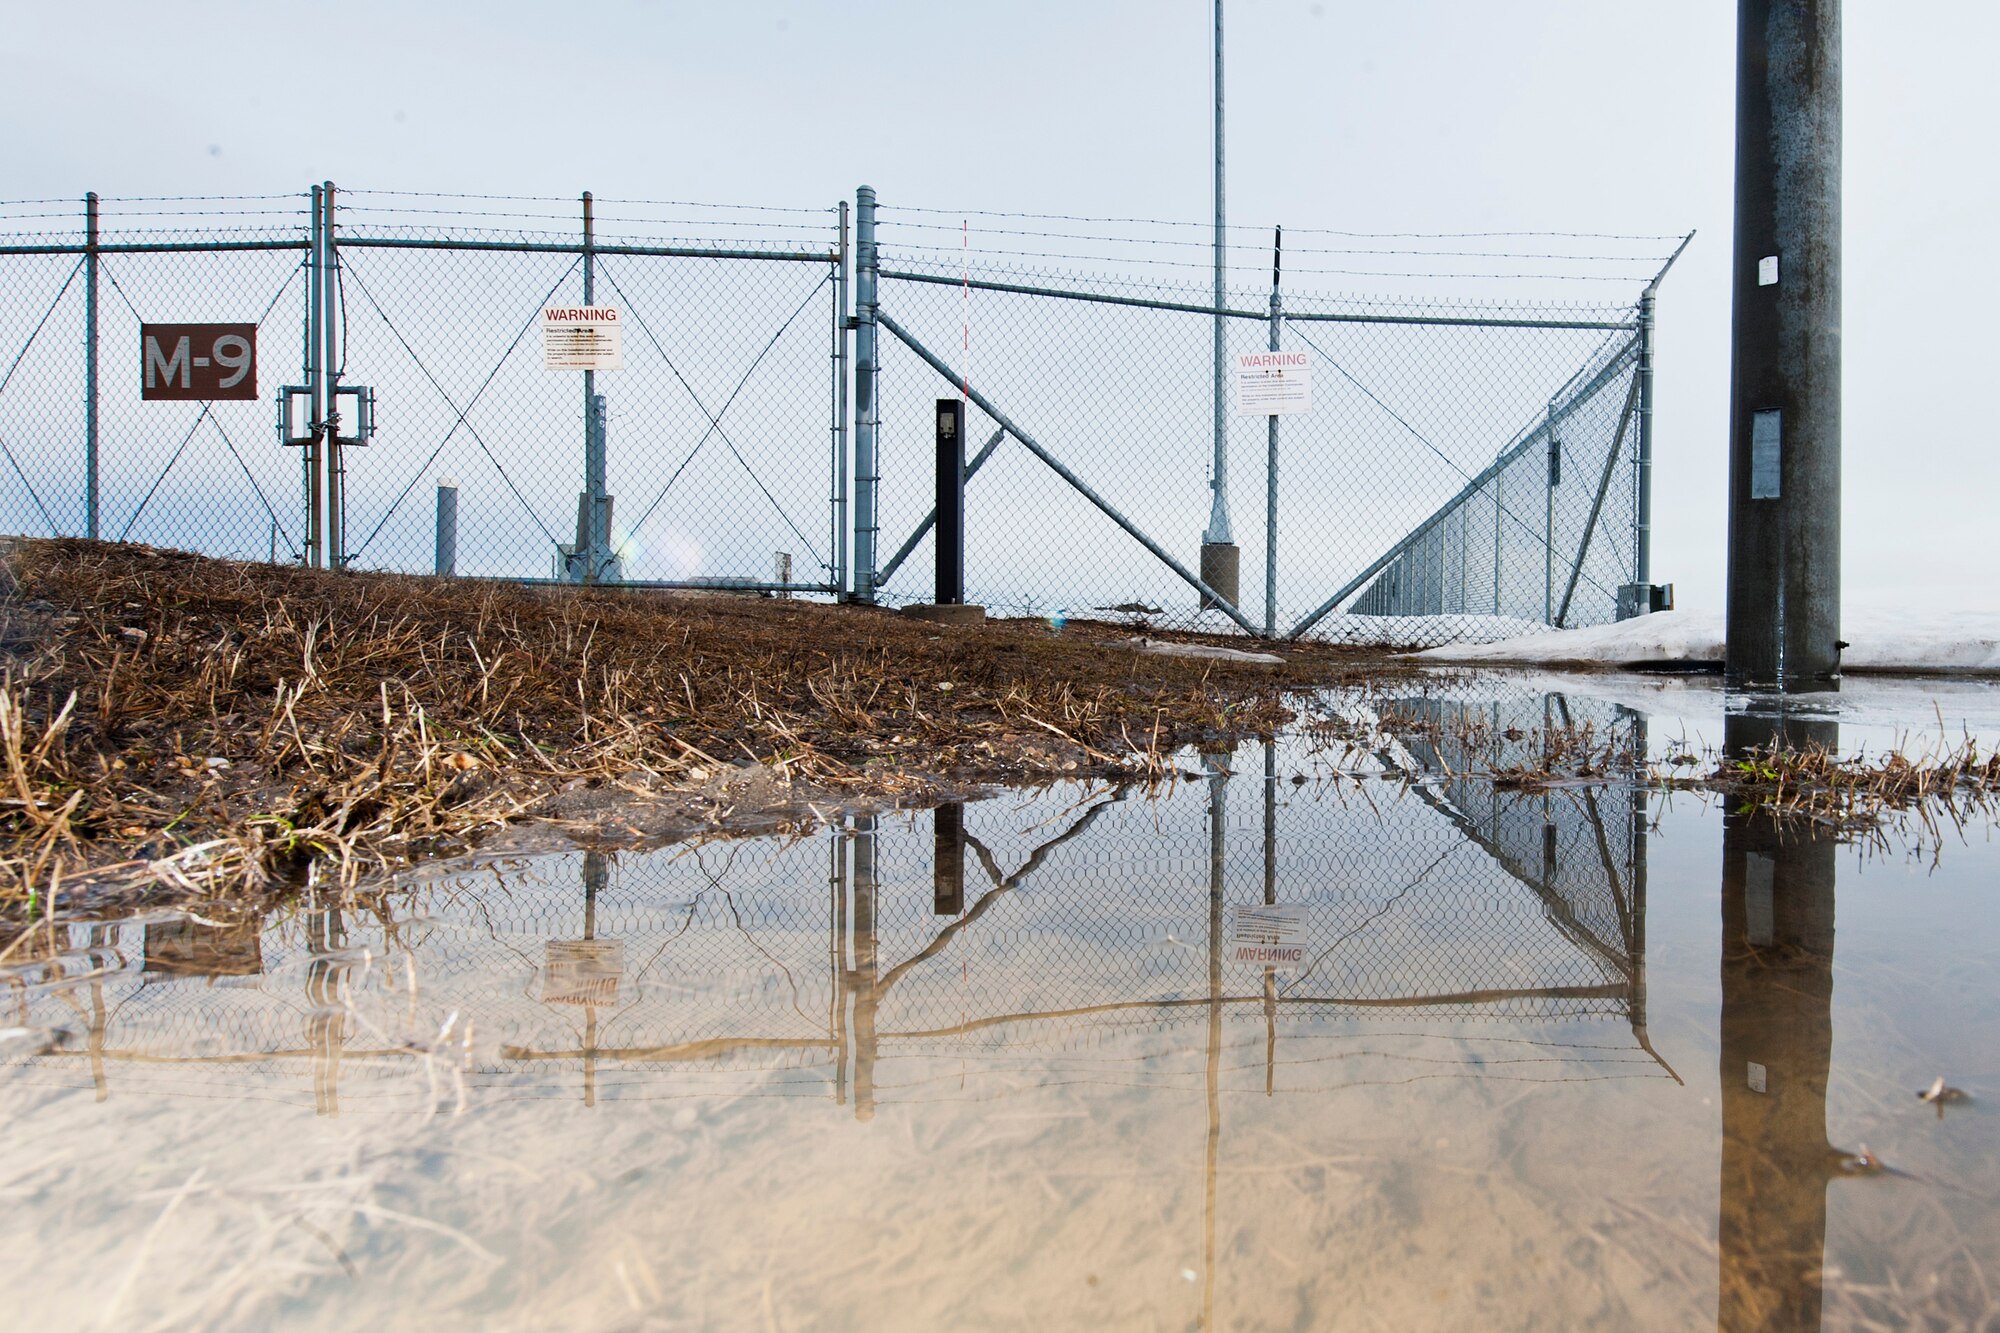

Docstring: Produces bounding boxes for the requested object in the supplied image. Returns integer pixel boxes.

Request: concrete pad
[900,603,987,628]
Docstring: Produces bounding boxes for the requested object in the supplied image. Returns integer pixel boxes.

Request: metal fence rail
[0,186,1684,645]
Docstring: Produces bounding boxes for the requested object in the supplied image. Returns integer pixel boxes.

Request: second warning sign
[1233,350,1312,416]
[542,306,624,370]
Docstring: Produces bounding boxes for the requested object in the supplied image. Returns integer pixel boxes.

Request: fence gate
[326,190,847,591]
[853,188,1686,646]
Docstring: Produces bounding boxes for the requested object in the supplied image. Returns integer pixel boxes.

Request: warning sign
[1233,351,1312,417]
[541,306,624,370]
[1230,903,1309,970]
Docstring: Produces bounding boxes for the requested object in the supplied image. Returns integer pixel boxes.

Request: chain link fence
[866,198,1684,645]
[0,196,313,559]
[330,193,844,586]
[1,187,1682,645]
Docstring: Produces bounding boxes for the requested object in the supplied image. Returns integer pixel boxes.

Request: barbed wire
[880,218,1672,264]
[881,240,1657,283]
[881,255,1643,316]
[877,202,1684,242]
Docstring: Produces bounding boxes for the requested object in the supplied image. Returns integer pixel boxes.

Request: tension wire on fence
[607,265,831,565]
[342,257,578,560]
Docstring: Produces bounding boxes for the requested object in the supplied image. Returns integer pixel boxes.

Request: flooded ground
[4,675,1998,1331]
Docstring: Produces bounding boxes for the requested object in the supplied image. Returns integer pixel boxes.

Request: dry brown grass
[0,538,1403,912]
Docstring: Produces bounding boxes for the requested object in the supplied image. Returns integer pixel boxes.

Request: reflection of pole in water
[1717,713,1840,1333]
[1262,738,1277,1098]
[934,803,966,916]
[1203,759,1228,1331]
[87,924,110,1102]
[305,902,347,1117]
[851,815,879,1122]
[582,849,606,1108]
[829,824,849,1108]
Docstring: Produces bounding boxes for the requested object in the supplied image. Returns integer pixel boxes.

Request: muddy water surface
[4,678,1998,1330]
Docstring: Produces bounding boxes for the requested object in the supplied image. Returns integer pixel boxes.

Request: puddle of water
[3,681,1998,1329]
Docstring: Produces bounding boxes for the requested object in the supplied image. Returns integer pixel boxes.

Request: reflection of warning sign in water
[543,938,624,1004]
[1229,903,1308,970]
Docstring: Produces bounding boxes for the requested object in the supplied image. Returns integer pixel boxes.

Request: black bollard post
[935,399,965,606]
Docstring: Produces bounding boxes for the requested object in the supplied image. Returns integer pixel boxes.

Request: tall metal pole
[1199,0,1240,610]
[581,192,600,582]
[852,186,880,604]
[305,184,324,569]
[322,182,342,569]
[1264,226,1281,636]
[1636,288,1658,587]
[83,193,99,541]
[1725,0,1841,690]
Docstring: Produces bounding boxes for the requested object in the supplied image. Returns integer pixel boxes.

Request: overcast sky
[4,1,1992,618]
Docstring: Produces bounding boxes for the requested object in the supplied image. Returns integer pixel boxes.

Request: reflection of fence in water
[6,703,1667,1112]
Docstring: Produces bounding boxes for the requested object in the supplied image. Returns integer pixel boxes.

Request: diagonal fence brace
[876,310,1259,635]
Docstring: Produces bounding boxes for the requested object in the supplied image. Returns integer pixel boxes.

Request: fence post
[83,192,99,540]
[434,478,458,576]
[1492,478,1503,616]
[833,199,850,596]
[1263,227,1281,637]
[321,181,342,569]
[581,191,600,583]
[1543,401,1558,624]
[852,185,879,604]
[1636,287,1656,588]
[305,184,324,568]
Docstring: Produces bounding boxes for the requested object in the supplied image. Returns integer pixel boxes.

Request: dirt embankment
[0,538,1405,913]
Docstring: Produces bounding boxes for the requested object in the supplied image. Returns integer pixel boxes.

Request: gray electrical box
[1617,582,1674,619]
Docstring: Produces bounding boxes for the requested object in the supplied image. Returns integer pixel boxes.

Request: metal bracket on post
[331,386,373,446]
[852,186,880,604]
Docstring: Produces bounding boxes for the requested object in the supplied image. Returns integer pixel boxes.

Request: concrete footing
[899,603,986,627]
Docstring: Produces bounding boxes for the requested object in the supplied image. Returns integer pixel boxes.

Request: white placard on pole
[542,306,624,370]
[1233,351,1311,416]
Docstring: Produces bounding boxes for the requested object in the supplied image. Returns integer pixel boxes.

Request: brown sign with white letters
[140,323,258,400]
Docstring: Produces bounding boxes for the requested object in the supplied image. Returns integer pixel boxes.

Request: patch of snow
[1411,608,2000,676]
[1300,613,1556,648]
[1414,610,1725,667]
[1129,637,1284,665]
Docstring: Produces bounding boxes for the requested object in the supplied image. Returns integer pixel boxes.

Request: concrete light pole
[1200,0,1240,609]
[1725,0,1842,690]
